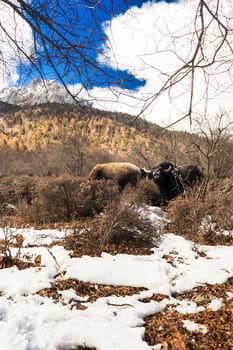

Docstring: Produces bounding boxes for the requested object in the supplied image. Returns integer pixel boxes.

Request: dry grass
[99,199,160,247]
[15,177,120,225]
[64,196,161,257]
[165,180,233,245]
[124,179,162,207]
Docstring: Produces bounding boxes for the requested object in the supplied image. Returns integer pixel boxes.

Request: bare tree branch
[0,0,232,128]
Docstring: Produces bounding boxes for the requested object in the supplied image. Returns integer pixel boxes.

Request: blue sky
[27,0,175,91]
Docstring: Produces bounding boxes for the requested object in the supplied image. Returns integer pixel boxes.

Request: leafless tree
[190,110,233,197]
[1,0,233,127]
[139,0,233,126]
[0,0,116,94]
[59,132,89,176]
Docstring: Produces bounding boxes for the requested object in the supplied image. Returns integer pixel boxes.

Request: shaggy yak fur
[152,161,184,204]
[88,162,146,190]
[152,162,204,205]
[177,164,204,186]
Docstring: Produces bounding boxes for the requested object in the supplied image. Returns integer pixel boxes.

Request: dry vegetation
[144,277,233,350]
[165,183,233,246]
[0,103,232,349]
[0,103,232,246]
[0,103,214,177]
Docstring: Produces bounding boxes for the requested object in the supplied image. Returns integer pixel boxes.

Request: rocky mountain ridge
[0,79,87,107]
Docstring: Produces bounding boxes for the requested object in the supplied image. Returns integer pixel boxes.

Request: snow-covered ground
[0,207,232,350]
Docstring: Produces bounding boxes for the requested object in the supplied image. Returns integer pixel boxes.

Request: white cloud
[0,1,34,87]
[1,0,233,131]
[89,0,233,131]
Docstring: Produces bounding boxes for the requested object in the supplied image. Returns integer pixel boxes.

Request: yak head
[140,167,154,180]
[152,162,184,203]
[152,162,175,181]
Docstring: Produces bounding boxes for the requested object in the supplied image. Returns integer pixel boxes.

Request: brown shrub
[134,179,161,206]
[16,177,121,225]
[98,199,161,248]
[0,175,36,210]
[76,179,120,218]
[166,192,205,241]
[64,193,161,257]
[63,185,162,256]
[17,175,82,224]
[166,183,233,245]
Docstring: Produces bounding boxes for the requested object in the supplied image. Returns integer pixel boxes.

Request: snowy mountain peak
[0,79,86,107]
[28,78,48,88]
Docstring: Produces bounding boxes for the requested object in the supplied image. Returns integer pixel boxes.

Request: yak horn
[163,164,172,173]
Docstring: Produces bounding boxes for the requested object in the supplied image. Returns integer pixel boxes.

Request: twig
[47,248,65,278]
[105,299,134,308]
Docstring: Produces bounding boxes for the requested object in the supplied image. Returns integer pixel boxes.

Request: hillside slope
[0,103,202,175]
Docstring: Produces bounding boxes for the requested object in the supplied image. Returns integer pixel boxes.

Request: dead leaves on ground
[145,277,233,350]
[36,275,233,349]
[34,254,41,265]
[37,278,145,309]
[0,225,232,349]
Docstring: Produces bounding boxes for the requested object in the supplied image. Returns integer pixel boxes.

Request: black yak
[152,162,204,205]
[177,164,204,186]
[152,161,183,204]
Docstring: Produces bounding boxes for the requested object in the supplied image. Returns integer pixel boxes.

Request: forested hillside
[0,102,213,177]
